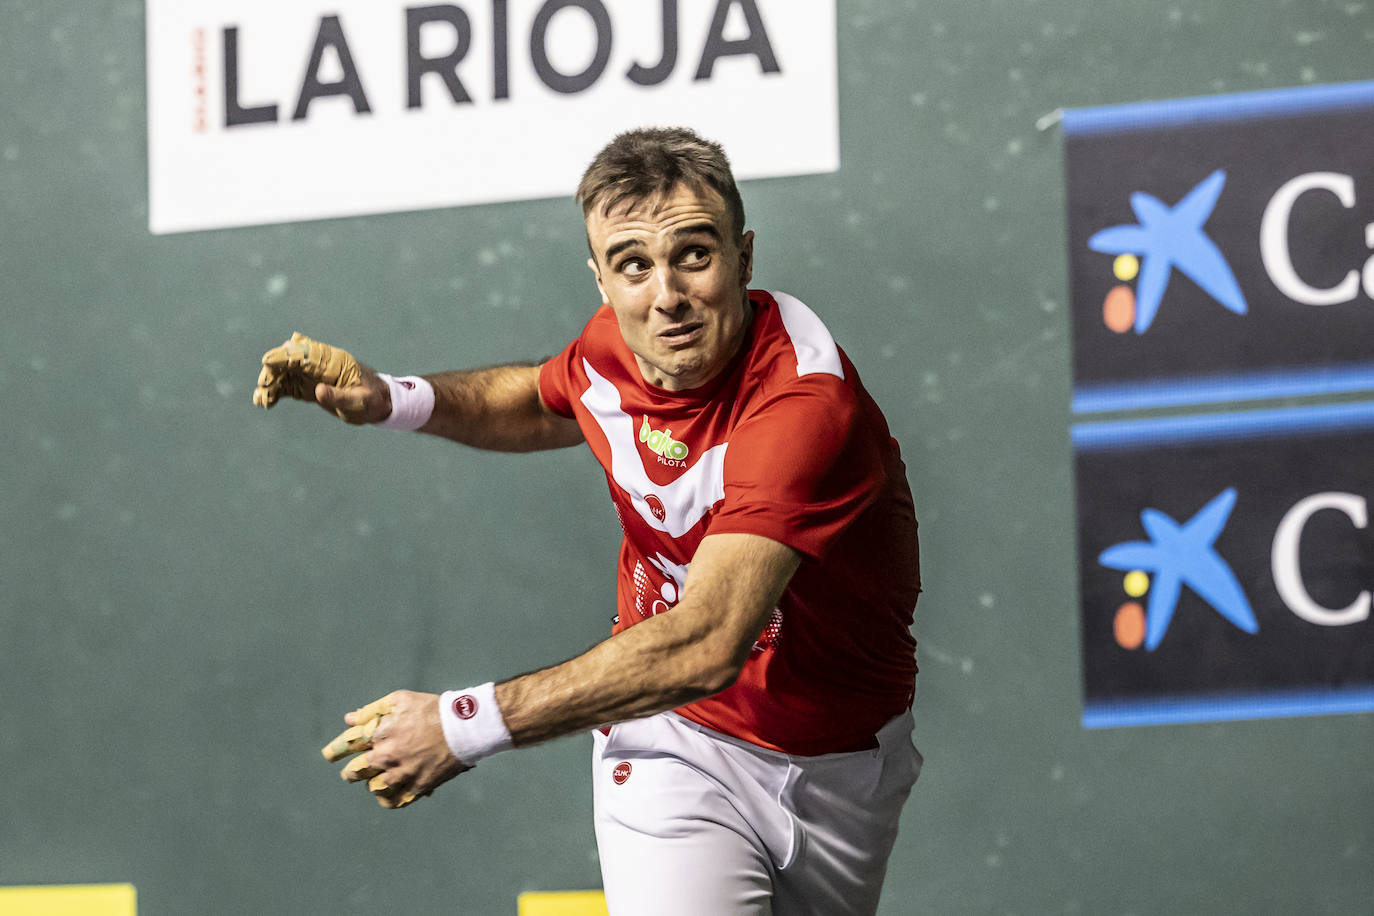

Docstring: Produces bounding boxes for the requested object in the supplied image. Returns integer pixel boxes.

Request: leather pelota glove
[253,332,365,408]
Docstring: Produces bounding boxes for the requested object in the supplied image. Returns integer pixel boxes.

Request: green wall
[3,1,1372,913]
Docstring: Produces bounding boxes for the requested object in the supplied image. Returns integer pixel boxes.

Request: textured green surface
[3,2,1372,913]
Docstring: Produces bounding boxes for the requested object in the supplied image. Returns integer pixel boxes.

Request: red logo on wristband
[452,695,479,719]
[612,761,632,785]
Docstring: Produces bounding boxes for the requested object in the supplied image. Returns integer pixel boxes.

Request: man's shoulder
[576,304,620,341]
[563,306,631,370]
[744,289,853,393]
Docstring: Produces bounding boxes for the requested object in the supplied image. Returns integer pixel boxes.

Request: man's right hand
[252,332,392,425]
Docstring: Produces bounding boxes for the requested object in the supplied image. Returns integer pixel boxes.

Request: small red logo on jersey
[645,494,666,522]
[452,695,479,719]
[612,761,632,785]
[399,379,416,390]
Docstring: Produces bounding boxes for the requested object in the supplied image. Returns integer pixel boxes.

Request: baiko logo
[639,416,689,466]
[1088,170,1248,335]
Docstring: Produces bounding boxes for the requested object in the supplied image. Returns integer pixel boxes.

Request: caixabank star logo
[1063,81,1374,415]
[1073,406,1374,727]
[1086,170,1247,336]
[1097,487,1257,653]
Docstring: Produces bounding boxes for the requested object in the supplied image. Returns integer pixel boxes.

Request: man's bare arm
[416,363,583,452]
[497,532,800,744]
[253,333,582,452]
[325,532,801,807]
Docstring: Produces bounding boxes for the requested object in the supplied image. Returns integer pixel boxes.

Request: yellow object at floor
[0,885,136,916]
[517,889,609,915]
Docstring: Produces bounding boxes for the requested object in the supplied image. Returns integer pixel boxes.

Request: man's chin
[652,357,710,390]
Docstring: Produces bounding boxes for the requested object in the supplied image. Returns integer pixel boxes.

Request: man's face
[584,184,754,392]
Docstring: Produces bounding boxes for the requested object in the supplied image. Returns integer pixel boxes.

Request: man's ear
[739,230,755,285]
[587,257,609,305]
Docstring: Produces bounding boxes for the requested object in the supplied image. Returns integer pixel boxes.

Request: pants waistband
[663,709,914,763]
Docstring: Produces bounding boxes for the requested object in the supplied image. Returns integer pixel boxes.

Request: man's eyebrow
[671,223,722,244]
[600,223,724,265]
[602,237,644,265]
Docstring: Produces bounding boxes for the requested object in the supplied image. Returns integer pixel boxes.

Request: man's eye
[680,247,709,266]
[621,259,648,277]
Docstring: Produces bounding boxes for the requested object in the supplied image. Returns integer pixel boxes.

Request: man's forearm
[418,362,583,452]
[492,533,801,747]
[494,609,738,746]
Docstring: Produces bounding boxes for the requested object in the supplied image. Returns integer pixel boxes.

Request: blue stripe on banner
[1071,401,1374,451]
[1072,363,1374,414]
[1061,79,1374,137]
[1083,687,1374,728]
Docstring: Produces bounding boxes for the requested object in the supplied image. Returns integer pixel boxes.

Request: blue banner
[1063,81,1374,727]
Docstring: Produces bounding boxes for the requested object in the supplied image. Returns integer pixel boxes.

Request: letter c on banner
[1260,172,1360,306]
[1272,491,1371,626]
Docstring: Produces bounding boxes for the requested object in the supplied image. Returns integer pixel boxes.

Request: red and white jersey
[539,290,920,755]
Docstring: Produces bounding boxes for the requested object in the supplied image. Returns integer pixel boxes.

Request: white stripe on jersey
[579,360,728,539]
[771,291,844,379]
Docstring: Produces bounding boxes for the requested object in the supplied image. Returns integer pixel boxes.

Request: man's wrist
[438,682,514,765]
[376,373,435,430]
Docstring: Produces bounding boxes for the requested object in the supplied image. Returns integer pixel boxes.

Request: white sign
[146,0,838,234]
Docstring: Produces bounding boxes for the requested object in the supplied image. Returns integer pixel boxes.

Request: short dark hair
[576,127,746,239]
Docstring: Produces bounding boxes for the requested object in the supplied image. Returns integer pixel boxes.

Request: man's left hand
[322,690,470,809]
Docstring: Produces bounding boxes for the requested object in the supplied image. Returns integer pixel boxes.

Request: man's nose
[651,266,689,314]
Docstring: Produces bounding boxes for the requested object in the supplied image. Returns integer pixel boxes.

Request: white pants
[592,711,921,915]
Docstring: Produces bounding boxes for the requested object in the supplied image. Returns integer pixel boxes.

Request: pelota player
[257,127,923,915]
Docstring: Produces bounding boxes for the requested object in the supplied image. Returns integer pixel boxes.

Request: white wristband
[439,682,514,766]
[377,373,435,430]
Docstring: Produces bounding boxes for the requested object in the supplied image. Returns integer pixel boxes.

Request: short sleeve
[538,336,582,419]
[709,376,884,560]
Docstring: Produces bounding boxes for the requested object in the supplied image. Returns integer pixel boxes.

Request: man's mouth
[659,322,704,347]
